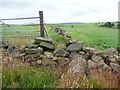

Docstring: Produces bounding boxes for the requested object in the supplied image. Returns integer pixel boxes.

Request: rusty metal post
[39,11,44,37]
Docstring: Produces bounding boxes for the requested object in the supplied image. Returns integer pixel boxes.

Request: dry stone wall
[1,27,120,75]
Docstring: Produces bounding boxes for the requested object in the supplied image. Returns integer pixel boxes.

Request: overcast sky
[0,0,119,24]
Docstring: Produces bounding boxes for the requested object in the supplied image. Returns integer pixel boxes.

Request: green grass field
[49,23,118,50]
[1,23,118,50]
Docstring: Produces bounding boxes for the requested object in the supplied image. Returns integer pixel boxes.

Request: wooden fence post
[39,11,44,37]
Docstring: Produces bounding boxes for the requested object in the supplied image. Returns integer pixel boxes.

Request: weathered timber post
[39,11,44,37]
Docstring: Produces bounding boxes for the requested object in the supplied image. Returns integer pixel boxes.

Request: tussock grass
[57,69,120,88]
[3,66,59,88]
[2,37,35,45]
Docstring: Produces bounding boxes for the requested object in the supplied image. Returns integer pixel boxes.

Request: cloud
[0,0,119,24]
[0,2,31,9]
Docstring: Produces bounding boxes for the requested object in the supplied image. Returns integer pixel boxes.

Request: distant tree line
[100,22,114,28]
[99,22,120,29]
[118,22,120,29]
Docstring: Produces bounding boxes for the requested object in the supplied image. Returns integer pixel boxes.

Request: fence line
[0,30,40,33]
[1,11,47,38]
[0,35,40,37]
[0,17,39,21]
[0,23,48,26]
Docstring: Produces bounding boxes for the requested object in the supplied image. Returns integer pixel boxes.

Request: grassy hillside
[1,23,118,50]
[47,23,118,50]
